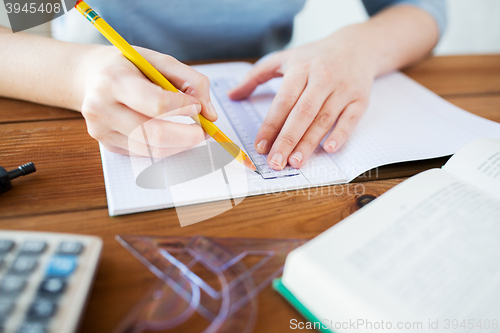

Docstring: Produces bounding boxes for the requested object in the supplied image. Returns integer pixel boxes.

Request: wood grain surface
[0,55,499,333]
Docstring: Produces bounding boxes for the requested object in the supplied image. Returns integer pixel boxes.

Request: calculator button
[27,299,57,319]
[45,256,77,277]
[0,299,15,318]
[57,241,84,255]
[11,257,38,274]
[17,322,47,333]
[0,276,26,294]
[19,241,47,255]
[39,277,66,295]
[0,240,14,254]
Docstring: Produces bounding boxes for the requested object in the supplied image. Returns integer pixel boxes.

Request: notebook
[100,62,500,217]
[275,138,500,333]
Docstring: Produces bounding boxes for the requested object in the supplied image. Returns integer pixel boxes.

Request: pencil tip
[242,155,258,173]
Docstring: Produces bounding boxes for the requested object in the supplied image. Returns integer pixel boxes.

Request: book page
[283,169,500,332]
[443,138,500,200]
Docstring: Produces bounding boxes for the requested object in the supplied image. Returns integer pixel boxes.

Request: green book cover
[272,278,334,333]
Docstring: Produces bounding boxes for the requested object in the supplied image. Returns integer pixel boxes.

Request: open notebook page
[100,63,345,215]
[100,62,500,215]
[326,72,500,181]
[198,62,500,182]
[100,72,345,215]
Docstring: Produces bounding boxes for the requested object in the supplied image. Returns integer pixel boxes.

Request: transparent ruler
[211,78,300,179]
[115,235,307,333]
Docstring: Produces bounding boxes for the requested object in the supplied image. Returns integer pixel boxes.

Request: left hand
[227,26,377,170]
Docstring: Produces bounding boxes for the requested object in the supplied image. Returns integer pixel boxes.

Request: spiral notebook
[99,62,500,217]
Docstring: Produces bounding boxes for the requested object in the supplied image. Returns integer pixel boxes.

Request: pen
[74,0,258,173]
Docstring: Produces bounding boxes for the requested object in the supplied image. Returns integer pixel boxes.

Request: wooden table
[1,55,500,333]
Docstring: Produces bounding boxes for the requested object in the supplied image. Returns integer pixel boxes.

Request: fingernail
[270,153,283,169]
[194,103,202,114]
[208,101,217,117]
[328,140,337,151]
[290,152,303,164]
[256,140,267,153]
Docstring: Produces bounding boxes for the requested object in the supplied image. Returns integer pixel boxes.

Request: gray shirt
[59,0,446,60]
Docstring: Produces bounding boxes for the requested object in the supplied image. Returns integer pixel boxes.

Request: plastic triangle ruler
[113,235,307,333]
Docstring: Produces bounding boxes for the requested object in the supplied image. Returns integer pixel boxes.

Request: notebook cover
[272,278,333,333]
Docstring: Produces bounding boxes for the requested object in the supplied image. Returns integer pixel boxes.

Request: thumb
[227,54,284,100]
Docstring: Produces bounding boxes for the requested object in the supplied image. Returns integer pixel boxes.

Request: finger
[115,109,205,150]
[100,133,161,157]
[137,48,218,121]
[100,142,134,156]
[103,129,206,159]
[83,90,206,155]
[100,140,157,158]
[86,97,204,149]
[109,102,201,139]
[323,99,368,153]
[288,93,351,168]
[253,68,308,156]
[140,120,206,149]
[266,82,332,170]
[111,72,202,119]
[226,53,284,100]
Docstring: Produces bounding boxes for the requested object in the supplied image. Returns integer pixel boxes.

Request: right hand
[76,46,217,157]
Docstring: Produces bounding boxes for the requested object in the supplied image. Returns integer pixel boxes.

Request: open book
[276,138,500,333]
[100,62,500,217]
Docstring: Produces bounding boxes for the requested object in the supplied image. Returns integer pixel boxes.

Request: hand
[228,26,377,170]
[77,46,217,157]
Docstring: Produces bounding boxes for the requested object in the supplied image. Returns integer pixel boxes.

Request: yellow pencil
[75,0,257,173]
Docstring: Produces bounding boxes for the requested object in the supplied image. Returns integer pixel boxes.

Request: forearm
[0,25,96,111]
[331,5,440,78]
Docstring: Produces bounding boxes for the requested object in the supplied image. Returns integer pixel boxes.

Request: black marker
[0,162,36,194]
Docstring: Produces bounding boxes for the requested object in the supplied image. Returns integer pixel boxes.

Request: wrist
[326,24,382,79]
[341,5,440,77]
[69,45,108,111]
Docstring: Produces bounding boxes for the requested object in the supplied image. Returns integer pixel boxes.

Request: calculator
[0,231,102,333]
